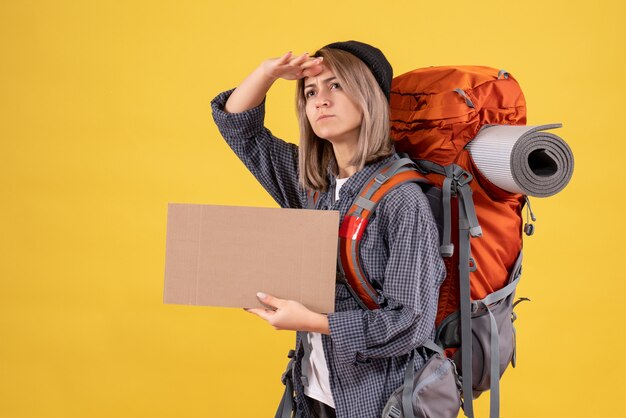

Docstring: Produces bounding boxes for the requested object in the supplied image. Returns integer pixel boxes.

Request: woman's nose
[315,93,330,108]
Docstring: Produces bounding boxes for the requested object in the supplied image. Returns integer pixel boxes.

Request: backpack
[332,66,532,418]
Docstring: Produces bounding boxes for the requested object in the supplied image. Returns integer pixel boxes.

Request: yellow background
[1,0,624,417]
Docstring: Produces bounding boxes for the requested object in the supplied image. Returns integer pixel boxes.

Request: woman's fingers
[288,52,310,66]
[300,56,323,68]
[245,294,327,333]
[245,307,275,322]
[256,292,286,309]
[266,52,324,80]
[276,51,293,65]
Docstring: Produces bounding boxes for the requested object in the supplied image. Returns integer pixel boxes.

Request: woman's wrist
[224,69,272,113]
[257,61,280,83]
[308,313,330,335]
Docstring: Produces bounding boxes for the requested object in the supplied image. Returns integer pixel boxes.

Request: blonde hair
[296,47,393,192]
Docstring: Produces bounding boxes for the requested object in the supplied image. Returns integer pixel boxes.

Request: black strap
[275,350,296,418]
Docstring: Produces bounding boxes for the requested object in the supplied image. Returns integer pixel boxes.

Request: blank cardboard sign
[164,204,339,313]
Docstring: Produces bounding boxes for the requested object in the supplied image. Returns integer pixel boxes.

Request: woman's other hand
[245,292,330,334]
[261,52,324,81]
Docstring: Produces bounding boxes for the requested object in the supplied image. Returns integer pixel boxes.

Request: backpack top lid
[390,66,527,166]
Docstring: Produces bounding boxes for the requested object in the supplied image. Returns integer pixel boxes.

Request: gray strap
[458,194,475,418]
[355,156,401,202]
[422,339,444,355]
[402,351,416,418]
[441,175,454,257]
[415,159,446,176]
[477,251,523,307]
[377,157,418,182]
[353,157,416,217]
[454,88,475,108]
[476,275,520,308]
[306,191,315,210]
[486,306,500,418]
[473,254,525,418]
[497,69,509,79]
[363,158,416,200]
[458,183,482,237]
[360,156,415,197]
[354,196,375,212]
[300,333,312,388]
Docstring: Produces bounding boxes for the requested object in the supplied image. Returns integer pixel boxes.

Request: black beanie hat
[323,40,393,101]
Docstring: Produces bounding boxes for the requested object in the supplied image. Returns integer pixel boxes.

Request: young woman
[211,41,445,418]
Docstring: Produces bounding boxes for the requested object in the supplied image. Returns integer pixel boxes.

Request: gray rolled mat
[466,124,574,197]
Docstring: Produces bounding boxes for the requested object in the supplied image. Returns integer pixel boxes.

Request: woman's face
[303,67,363,146]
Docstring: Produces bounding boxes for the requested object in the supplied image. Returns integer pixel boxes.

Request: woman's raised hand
[224,52,323,114]
[261,52,324,81]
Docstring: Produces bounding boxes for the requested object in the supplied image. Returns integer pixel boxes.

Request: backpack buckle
[440,244,454,258]
[453,168,473,187]
[374,173,390,185]
[470,301,480,314]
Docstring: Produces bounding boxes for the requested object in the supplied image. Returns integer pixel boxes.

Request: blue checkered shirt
[211,89,446,418]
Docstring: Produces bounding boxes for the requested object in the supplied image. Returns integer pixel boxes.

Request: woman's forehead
[304,66,336,84]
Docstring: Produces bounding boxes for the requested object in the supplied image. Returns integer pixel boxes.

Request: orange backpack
[333,66,532,418]
[390,66,527,328]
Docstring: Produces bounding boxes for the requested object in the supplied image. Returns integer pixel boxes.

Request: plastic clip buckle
[374,173,389,185]
[471,301,480,314]
[454,169,473,187]
[440,244,454,257]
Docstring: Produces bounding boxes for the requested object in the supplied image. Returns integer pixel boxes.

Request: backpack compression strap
[305,190,319,210]
[416,160,483,418]
[338,156,430,310]
[418,160,522,418]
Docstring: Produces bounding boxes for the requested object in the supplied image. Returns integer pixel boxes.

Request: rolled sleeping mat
[466,124,574,197]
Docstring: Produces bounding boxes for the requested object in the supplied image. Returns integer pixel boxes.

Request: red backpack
[334,66,531,418]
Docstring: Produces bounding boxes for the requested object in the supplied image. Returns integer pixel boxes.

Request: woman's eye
[305,90,315,99]
[330,82,341,90]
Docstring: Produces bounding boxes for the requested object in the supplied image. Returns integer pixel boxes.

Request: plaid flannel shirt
[211,89,445,418]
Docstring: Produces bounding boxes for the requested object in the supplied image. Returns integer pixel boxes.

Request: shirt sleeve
[327,184,446,364]
[210,89,304,209]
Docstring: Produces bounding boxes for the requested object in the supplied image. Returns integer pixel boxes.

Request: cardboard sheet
[163,203,339,313]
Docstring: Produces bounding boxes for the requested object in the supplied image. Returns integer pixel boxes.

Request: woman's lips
[316,115,334,121]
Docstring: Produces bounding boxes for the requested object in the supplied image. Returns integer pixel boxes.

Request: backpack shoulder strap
[338,156,430,310]
[305,190,319,209]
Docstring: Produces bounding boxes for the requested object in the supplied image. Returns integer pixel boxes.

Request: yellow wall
[1,0,623,417]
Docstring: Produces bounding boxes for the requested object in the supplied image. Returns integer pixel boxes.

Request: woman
[211,41,445,418]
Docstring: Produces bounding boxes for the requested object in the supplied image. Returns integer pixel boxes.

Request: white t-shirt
[303,176,350,408]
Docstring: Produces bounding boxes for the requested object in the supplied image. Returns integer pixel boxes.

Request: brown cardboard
[164,203,339,313]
